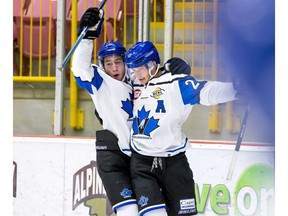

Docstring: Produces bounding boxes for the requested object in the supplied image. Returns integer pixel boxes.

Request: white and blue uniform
[72,39,133,156]
[71,39,137,214]
[130,72,237,216]
[131,72,237,157]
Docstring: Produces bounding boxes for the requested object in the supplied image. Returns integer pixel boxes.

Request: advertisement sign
[186,141,274,216]
[13,137,274,216]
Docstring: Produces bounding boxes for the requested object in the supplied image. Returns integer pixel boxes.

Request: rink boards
[13,136,275,216]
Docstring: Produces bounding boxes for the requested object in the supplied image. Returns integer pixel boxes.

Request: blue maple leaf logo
[121,94,133,118]
[138,195,149,207]
[120,188,132,198]
[132,106,159,136]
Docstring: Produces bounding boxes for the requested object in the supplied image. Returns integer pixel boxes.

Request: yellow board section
[75,108,85,130]
[208,110,222,133]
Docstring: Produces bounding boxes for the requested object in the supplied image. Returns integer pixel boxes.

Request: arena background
[2,0,284,215]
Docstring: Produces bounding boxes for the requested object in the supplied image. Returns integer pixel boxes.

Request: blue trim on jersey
[74,77,92,94]
[166,137,188,153]
[91,66,104,90]
[132,138,188,154]
[122,148,131,152]
[139,204,166,216]
[74,66,103,94]
[113,199,137,213]
[178,76,207,105]
[131,140,141,152]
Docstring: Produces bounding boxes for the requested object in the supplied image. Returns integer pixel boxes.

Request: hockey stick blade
[58,0,108,70]
[226,104,250,180]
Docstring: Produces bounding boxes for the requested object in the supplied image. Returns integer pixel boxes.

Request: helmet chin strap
[146,63,160,87]
[148,63,160,79]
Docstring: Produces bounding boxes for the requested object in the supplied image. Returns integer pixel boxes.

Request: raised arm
[71,8,104,82]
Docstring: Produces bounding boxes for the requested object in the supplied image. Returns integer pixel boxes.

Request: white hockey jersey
[131,72,237,157]
[72,40,133,156]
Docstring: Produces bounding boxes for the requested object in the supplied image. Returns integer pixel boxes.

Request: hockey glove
[232,77,248,101]
[78,7,105,40]
[164,57,191,75]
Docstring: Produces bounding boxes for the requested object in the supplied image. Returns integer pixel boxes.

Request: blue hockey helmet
[125,41,160,69]
[98,41,126,68]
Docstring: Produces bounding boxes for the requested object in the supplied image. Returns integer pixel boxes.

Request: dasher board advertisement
[13,136,274,216]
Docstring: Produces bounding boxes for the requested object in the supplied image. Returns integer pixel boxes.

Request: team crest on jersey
[132,106,159,136]
[150,87,165,99]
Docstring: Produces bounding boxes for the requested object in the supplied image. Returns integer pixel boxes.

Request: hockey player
[71,7,138,216]
[125,41,238,216]
[71,8,192,216]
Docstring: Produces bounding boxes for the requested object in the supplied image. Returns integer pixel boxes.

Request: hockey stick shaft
[226,104,250,180]
[58,0,107,70]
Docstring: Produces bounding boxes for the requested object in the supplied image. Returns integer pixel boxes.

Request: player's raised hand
[78,7,104,40]
[80,7,100,28]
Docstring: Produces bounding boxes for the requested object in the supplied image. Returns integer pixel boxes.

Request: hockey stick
[226,104,250,180]
[58,0,107,70]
